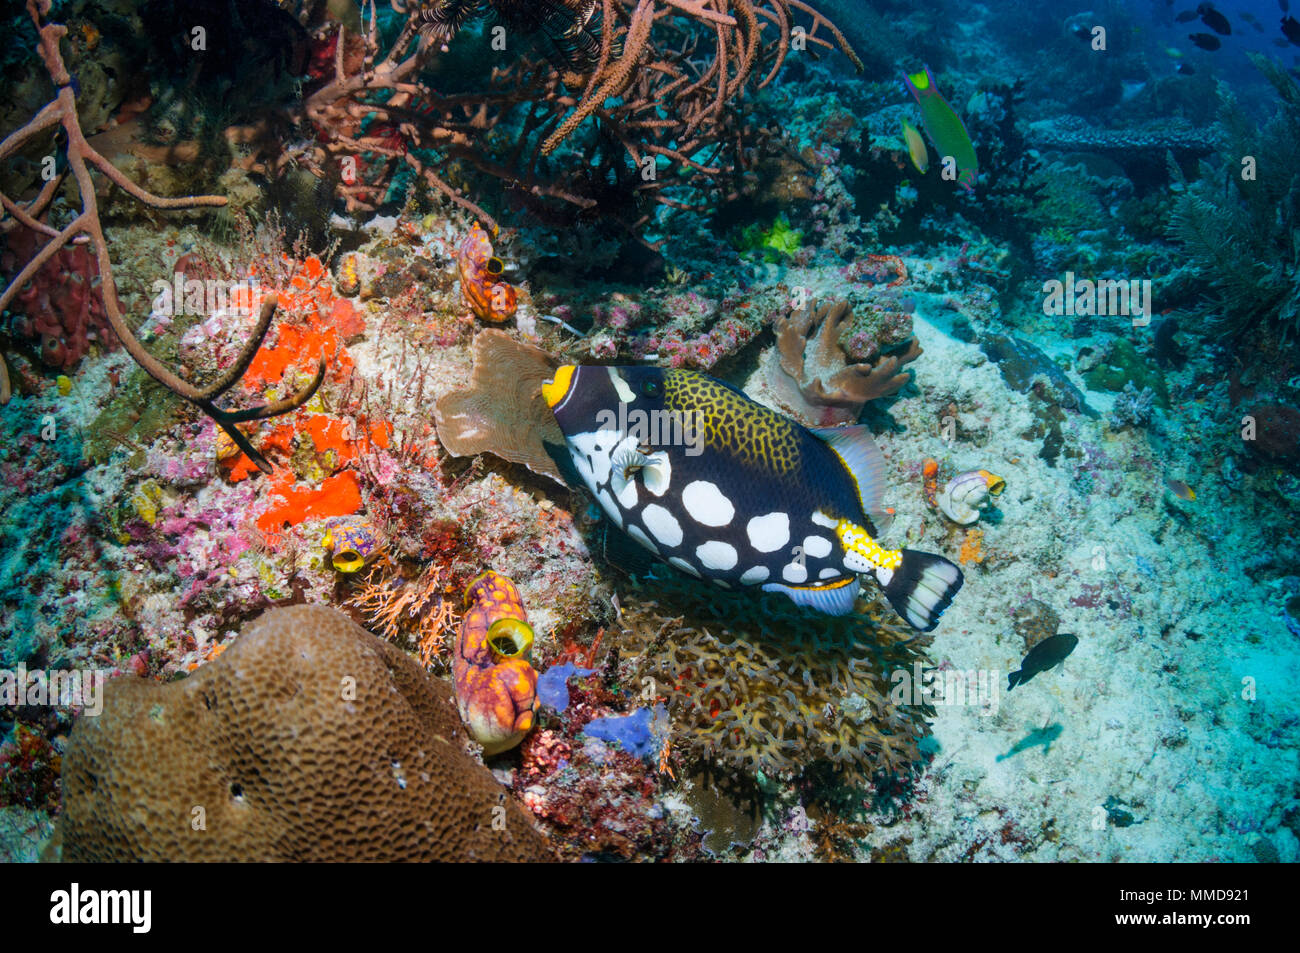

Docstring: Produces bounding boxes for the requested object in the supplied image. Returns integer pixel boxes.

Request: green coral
[734,214,804,261]
[617,575,935,781]
[1083,338,1169,408]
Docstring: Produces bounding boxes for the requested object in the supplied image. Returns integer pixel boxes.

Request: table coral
[58,605,551,861]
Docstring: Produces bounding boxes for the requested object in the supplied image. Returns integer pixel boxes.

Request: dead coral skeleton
[0,0,321,471]
[760,299,922,425]
[304,0,860,230]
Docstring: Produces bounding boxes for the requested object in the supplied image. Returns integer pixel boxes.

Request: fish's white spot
[811,510,838,529]
[614,473,639,509]
[695,540,738,571]
[746,512,790,553]
[596,489,622,529]
[802,535,832,558]
[627,524,659,555]
[782,562,809,583]
[819,567,841,579]
[681,481,734,527]
[642,451,672,497]
[669,556,700,578]
[874,566,894,586]
[642,504,683,547]
[739,566,770,585]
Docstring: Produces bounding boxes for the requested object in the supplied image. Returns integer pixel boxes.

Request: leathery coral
[751,299,922,425]
[434,329,567,483]
[57,605,550,861]
[617,576,935,780]
[455,572,539,755]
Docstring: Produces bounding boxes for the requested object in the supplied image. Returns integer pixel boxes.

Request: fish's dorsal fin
[809,424,889,525]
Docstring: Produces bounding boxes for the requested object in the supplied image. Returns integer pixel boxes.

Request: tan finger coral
[750,299,922,426]
[57,605,551,861]
[434,329,567,483]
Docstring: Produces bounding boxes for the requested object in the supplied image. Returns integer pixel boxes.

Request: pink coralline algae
[637,319,757,371]
[1,229,113,371]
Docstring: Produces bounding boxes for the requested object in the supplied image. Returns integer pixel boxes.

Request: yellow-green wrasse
[543,365,963,630]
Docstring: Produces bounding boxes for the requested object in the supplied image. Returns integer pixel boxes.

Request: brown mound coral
[750,299,922,426]
[434,329,567,483]
[58,605,551,861]
[617,576,935,780]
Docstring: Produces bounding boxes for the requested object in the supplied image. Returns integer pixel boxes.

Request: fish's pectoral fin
[761,576,860,616]
[808,425,889,525]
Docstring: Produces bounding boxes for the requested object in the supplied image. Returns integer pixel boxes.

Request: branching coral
[0,1,320,471]
[617,575,935,781]
[753,298,921,425]
[303,0,860,232]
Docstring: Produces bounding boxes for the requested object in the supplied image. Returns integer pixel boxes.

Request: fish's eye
[641,379,661,398]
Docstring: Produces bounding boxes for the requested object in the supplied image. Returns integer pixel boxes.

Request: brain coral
[59,605,550,861]
[617,576,935,780]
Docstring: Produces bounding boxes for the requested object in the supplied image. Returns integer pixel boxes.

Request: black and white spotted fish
[542,364,964,631]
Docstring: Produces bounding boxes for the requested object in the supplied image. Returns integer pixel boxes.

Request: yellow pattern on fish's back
[663,370,802,474]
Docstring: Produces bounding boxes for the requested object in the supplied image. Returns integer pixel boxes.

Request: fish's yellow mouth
[542,365,576,408]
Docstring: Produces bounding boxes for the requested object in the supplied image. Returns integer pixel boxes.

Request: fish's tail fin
[1007,670,1022,692]
[876,549,963,632]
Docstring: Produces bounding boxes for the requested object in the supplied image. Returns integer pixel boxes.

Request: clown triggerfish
[543,365,964,631]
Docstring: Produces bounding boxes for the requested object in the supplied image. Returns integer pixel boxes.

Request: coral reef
[0,1,320,469]
[1028,115,1217,160]
[300,0,861,233]
[980,332,1095,416]
[0,226,111,373]
[1168,54,1300,344]
[1010,598,1061,653]
[616,575,935,781]
[1106,382,1157,431]
[58,605,550,861]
